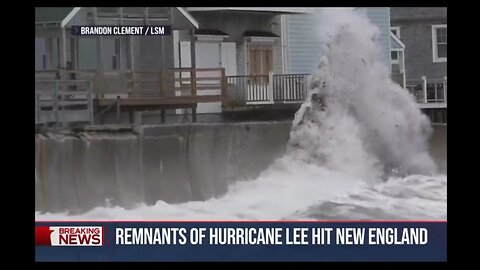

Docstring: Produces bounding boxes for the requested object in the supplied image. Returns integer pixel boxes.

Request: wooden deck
[36,68,230,125]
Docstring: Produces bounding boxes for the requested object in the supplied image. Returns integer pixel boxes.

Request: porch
[34,69,311,126]
[35,68,228,126]
[406,76,447,109]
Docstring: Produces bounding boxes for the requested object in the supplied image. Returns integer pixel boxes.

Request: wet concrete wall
[35,122,292,213]
[35,122,446,214]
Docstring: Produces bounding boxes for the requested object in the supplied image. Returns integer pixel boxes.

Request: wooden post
[190,69,196,96]
[59,27,67,69]
[118,8,124,71]
[95,71,104,98]
[161,109,166,123]
[159,70,165,97]
[54,81,60,127]
[116,95,121,123]
[220,68,226,106]
[192,106,197,123]
[161,36,165,69]
[129,109,134,124]
[129,36,134,71]
[268,71,274,104]
[443,76,447,102]
[131,70,136,97]
[421,76,427,103]
[88,80,94,124]
[190,29,196,69]
[35,92,40,124]
[401,50,406,89]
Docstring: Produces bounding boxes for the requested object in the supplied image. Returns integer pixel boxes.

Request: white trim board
[390,32,405,49]
[390,26,400,38]
[246,36,279,43]
[176,7,199,29]
[196,35,228,42]
[61,7,81,28]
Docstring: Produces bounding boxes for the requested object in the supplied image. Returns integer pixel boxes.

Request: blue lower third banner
[35,221,447,262]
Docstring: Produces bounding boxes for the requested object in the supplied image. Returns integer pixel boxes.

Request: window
[390,27,401,64]
[432,24,447,62]
[391,26,400,38]
[391,50,399,64]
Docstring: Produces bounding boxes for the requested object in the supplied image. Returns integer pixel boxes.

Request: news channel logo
[35,226,104,246]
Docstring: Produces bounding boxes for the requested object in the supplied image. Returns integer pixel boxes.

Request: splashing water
[289,8,437,180]
[36,8,446,221]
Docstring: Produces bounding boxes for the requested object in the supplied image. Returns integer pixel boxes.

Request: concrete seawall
[35,122,292,214]
[35,122,446,214]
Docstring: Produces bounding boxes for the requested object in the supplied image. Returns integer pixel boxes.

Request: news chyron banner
[35,221,446,261]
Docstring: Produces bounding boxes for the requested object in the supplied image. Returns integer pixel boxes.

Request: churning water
[36,8,446,221]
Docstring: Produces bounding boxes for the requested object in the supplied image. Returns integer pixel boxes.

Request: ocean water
[35,8,446,221]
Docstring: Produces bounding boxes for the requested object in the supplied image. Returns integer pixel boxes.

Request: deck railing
[226,73,309,106]
[35,68,227,99]
[36,70,444,121]
[35,79,94,126]
[273,74,309,102]
[226,75,270,105]
[406,76,447,104]
[35,68,228,125]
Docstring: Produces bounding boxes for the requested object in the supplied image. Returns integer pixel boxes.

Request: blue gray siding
[285,9,323,74]
[286,8,391,74]
[364,7,391,70]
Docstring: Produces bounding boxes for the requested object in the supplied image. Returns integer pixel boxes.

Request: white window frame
[432,24,447,63]
[391,26,400,38]
[391,48,401,65]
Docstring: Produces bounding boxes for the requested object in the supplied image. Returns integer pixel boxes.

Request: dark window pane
[436,28,447,43]
[391,51,398,60]
[437,44,447,58]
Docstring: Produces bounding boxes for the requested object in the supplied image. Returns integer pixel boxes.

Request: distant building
[390,7,447,124]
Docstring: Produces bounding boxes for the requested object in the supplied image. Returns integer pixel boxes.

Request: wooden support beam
[129,109,134,124]
[192,106,197,123]
[190,28,196,69]
[59,27,67,69]
[190,69,196,96]
[54,81,60,127]
[88,80,94,124]
[116,96,121,123]
[159,70,165,97]
[161,109,166,123]
[220,68,226,106]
